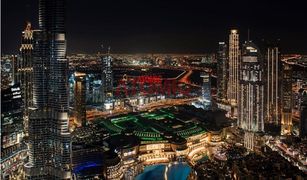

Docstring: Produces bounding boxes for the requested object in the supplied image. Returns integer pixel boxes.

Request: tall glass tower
[17,22,35,134]
[217,42,228,101]
[25,0,71,179]
[239,41,264,150]
[74,72,87,127]
[281,63,293,135]
[101,47,114,110]
[200,72,212,110]
[265,43,282,125]
[227,29,240,106]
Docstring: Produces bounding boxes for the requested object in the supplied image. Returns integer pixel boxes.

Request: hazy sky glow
[2,0,307,54]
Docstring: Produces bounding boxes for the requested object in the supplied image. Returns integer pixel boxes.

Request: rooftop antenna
[247,28,250,42]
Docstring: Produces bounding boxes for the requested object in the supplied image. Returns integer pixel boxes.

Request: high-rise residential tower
[17,22,35,133]
[217,42,228,101]
[227,29,240,106]
[265,44,282,125]
[74,72,87,127]
[239,41,264,150]
[101,47,114,110]
[281,63,293,135]
[25,0,71,179]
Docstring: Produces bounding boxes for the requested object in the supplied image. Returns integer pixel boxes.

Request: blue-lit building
[200,73,212,110]
[69,73,104,106]
[71,126,110,179]
[93,80,103,104]
[86,74,95,103]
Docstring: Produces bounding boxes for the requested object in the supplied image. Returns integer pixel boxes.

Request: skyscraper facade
[239,41,264,150]
[201,72,212,110]
[281,63,293,135]
[217,42,228,101]
[93,80,103,104]
[300,91,307,139]
[1,84,27,179]
[74,72,86,127]
[101,48,114,110]
[17,22,35,133]
[265,45,282,125]
[227,29,240,106]
[25,0,71,179]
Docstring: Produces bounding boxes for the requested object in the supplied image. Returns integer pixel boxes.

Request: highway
[70,97,200,124]
[178,70,201,88]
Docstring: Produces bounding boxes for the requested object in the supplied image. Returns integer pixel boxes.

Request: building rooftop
[109,134,140,150]
[94,106,208,143]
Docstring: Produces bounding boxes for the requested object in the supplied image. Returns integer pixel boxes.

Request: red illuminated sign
[115,75,190,97]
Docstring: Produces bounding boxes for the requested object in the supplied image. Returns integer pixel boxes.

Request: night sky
[2,0,307,54]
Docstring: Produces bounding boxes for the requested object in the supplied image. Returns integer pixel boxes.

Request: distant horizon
[2,51,307,56]
[2,0,307,55]
[2,34,307,55]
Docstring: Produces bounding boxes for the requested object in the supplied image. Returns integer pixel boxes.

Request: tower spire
[25,21,31,31]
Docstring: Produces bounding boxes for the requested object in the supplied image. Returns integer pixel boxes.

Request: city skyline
[1,0,307,179]
[2,0,307,54]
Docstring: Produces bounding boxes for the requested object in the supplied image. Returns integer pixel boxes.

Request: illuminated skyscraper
[238,41,264,150]
[74,72,86,127]
[1,84,27,179]
[101,47,114,110]
[93,80,103,104]
[25,0,71,179]
[217,42,228,101]
[227,29,240,106]
[300,90,307,139]
[265,43,282,125]
[86,74,94,103]
[201,73,212,110]
[17,22,35,133]
[281,63,293,135]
